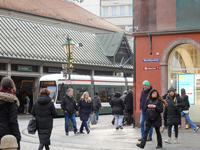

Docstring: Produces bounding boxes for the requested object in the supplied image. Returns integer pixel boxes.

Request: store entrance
[12,76,35,113]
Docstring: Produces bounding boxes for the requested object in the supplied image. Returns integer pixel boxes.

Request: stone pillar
[113,72,115,76]
[6,63,11,78]
[160,63,168,96]
[91,70,94,76]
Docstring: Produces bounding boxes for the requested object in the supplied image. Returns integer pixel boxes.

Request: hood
[0,92,20,106]
[114,92,121,98]
[37,94,51,105]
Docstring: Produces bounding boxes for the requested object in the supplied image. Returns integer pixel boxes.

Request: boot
[45,145,50,150]
[164,137,171,144]
[174,137,178,144]
[38,143,44,150]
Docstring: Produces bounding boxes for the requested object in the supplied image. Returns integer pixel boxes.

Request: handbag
[174,97,183,113]
[27,117,37,134]
[146,99,159,121]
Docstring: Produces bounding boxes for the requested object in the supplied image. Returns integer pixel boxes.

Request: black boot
[45,145,50,150]
[38,143,44,150]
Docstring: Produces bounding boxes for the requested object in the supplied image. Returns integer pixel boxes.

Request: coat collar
[0,92,20,106]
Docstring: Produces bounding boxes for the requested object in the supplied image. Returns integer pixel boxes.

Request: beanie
[142,80,150,87]
[168,86,175,92]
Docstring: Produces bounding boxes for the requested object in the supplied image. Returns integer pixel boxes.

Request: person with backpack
[92,92,102,123]
[136,89,167,149]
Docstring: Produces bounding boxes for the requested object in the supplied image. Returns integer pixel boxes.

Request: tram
[39,73,133,116]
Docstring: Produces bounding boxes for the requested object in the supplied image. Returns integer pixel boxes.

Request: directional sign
[143,58,160,63]
[143,67,160,70]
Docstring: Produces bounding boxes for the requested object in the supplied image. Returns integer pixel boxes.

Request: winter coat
[92,95,102,110]
[124,93,133,110]
[77,99,93,121]
[61,94,77,114]
[140,85,153,111]
[0,91,21,144]
[110,92,124,115]
[144,98,163,127]
[164,93,184,126]
[182,95,190,110]
[121,94,127,101]
[32,94,57,145]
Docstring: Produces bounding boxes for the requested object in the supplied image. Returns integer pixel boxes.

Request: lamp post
[62,36,75,81]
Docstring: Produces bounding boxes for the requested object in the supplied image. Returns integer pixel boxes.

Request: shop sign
[143,67,160,70]
[178,74,195,105]
[142,58,160,63]
[17,65,32,71]
[116,72,124,77]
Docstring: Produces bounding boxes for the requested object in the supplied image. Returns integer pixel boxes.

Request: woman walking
[164,87,184,144]
[110,91,124,130]
[32,88,57,150]
[136,89,167,149]
[77,92,93,134]
[0,77,21,150]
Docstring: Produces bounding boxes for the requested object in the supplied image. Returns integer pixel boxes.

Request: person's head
[148,89,168,106]
[181,88,186,96]
[0,77,15,92]
[123,90,128,95]
[129,89,133,94]
[67,88,73,97]
[95,92,98,95]
[142,80,150,91]
[39,88,50,96]
[168,87,175,97]
[81,92,91,102]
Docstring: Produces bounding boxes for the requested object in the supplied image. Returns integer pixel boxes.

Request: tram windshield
[39,81,57,101]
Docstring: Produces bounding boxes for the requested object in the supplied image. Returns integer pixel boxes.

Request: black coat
[92,95,102,110]
[182,95,190,110]
[124,93,133,110]
[164,94,184,126]
[110,93,124,115]
[140,85,153,110]
[61,94,77,114]
[77,99,93,121]
[32,94,57,145]
[144,98,163,127]
[0,91,21,143]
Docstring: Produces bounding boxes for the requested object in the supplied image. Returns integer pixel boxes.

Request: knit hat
[95,92,98,95]
[168,86,175,92]
[142,80,150,87]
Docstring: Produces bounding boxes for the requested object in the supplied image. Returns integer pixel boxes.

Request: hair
[147,89,168,107]
[39,88,50,96]
[181,88,186,97]
[81,91,91,102]
[67,88,73,93]
[0,77,15,92]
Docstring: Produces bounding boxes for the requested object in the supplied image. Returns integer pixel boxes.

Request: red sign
[143,67,160,70]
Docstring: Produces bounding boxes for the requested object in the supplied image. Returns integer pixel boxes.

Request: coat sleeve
[186,96,190,108]
[77,99,82,109]
[120,99,125,110]
[110,99,113,108]
[91,101,94,112]
[61,96,66,112]
[155,100,163,113]
[143,99,149,112]
[51,102,57,117]
[139,91,143,110]
[177,96,185,107]
[98,97,102,108]
[163,106,168,127]
[31,104,35,117]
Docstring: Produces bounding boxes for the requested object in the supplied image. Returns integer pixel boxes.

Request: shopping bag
[91,113,97,125]
[27,117,36,134]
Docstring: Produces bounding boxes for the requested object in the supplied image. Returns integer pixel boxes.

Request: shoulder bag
[27,117,37,134]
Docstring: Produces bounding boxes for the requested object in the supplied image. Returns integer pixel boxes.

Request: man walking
[92,92,102,122]
[61,88,79,135]
[124,89,133,125]
[138,80,153,141]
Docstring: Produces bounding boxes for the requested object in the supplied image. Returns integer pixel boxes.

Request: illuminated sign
[40,81,56,86]
[17,65,32,71]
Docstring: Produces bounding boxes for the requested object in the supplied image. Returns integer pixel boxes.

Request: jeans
[114,115,123,128]
[80,121,89,132]
[87,113,91,123]
[181,112,198,131]
[141,126,162,147]
[94,110,99,121]
[64,112,77,134]
[140,110,153,138]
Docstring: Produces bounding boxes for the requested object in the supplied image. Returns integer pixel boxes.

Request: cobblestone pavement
[18,114,200,150]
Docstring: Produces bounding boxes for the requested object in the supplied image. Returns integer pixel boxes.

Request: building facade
[133,0,200,126]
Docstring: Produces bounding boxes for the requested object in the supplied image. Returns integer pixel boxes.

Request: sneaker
[111,121,114,125]
[156,145,162,149]
[147,137,152,141]
[136,143,144,149]
[164,137,171,144]
[87,130,90,134]
[194,127,199,133]
[119,126,123,130]
[174,138,178,144]
[74,132,79,135]
[116,127,119,130]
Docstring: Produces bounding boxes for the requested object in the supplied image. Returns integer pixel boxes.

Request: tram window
[57,84,66,104]
[114,87,122,94]
[107,87,114,103]
[76,86,88,102]
[99,87,106,102]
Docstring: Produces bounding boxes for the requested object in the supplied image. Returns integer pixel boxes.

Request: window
[103,7,109,17]
[57,83,66,104]
[76,86,88,102]
[128,5,133,16]
[112,6,117,17]
[120,6,125,16]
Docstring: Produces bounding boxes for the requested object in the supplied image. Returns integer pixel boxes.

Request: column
[6,63,11,78]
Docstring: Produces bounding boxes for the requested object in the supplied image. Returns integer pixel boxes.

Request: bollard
[0,135,18,150]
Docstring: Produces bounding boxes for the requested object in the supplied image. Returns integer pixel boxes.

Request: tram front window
[39,81,57,101]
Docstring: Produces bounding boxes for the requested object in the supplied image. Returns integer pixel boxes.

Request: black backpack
[146,99,159,121]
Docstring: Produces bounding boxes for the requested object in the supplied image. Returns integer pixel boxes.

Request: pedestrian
[164,87,185,144]
[23,94,30,114]
[92,92,102,122]
[0,77,21,150]
[61,88,79,136]
[110,91,124,130]
[77,92,93,134]
[121,90,128,125]
[124,89,133,125]
[138,80,153,141]
[32,88,57,150]
[136,89,167,149]
[121,90,128,101]
[180,88,199,133]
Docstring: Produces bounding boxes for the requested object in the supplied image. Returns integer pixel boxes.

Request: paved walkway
[18,114,200,150]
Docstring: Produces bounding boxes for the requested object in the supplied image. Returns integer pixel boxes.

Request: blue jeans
[94,110,99,121]
[114,115,124,128]
[87,113,91,123]
[64,112,77,134]
[181,111,198,131]
[140,110,153,138]
[80,121,89,132]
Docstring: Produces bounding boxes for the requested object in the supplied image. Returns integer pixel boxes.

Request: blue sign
[142,58,160,62]
[178,74,195,105]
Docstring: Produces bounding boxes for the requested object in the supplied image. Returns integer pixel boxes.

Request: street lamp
[62,36,75,80]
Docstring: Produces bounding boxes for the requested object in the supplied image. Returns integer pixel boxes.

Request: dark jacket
[77,99,93,121]
[140,85,153,111]
[61,94,77,114]
[32,94,57,145]
[182,95,190,110]
[124,93,133,110]
[144,98,163,127]
[92,95,102,110]
[110,92,124,115]
[0,91,21,144]
[164,94,185,126]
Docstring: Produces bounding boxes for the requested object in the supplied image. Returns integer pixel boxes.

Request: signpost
[143,67,160,70]
[142,58,160,63]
